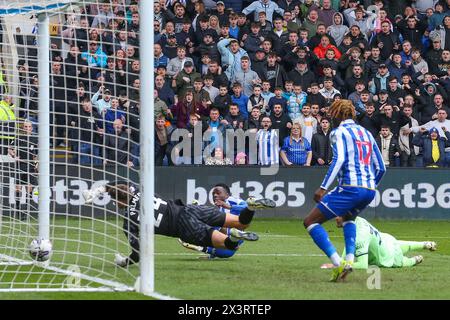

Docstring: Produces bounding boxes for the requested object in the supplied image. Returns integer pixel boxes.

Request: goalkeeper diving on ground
[320,216,437,270]
[82,181,275,267]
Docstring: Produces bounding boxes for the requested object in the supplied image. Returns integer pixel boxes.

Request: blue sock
[206,247,215,255]
[307,224,337,258]
[343,221,356,262]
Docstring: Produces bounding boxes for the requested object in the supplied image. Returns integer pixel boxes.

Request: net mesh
[0,0,143,291]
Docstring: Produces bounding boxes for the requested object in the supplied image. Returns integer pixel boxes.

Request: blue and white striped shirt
[220,196,247,214]
[256,129,279,165]
[321,119,386,190]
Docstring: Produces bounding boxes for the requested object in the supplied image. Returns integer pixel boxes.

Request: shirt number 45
[355,141,373,165]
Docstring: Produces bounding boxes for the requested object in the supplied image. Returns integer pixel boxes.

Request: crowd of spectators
[4,0,450,169]
[154,0,450,168]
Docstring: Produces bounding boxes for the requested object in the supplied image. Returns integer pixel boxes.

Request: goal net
[0,0,157,295]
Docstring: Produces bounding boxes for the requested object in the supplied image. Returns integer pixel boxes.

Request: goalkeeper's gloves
[115,253,128,267]
[82,185,106,204]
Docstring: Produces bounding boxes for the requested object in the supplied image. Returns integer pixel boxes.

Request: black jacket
[287,69,316,89]
[311,129,332,165]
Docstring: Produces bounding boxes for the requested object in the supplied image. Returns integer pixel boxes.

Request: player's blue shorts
[317,186,375,220]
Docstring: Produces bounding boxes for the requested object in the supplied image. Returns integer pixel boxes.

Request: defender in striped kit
[303,100,386,282]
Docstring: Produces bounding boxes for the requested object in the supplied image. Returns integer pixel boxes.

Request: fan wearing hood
[412,127,450,168]
[327,12,349,47]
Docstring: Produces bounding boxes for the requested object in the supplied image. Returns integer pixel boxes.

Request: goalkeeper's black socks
[224,238,240,250]
[238,208,255,225]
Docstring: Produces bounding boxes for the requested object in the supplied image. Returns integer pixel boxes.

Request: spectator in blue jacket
[81,41,108,68]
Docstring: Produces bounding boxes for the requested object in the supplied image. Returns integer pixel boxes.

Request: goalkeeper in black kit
[83,181,275,267]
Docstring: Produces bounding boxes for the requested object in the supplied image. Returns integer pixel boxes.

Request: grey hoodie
[327,12,349,47]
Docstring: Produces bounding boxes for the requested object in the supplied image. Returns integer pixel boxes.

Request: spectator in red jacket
[313,35,341,60]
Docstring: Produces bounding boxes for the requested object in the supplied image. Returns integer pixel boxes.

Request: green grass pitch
[0,218,449,300]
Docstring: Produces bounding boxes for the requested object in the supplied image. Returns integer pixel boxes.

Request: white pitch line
[155,252,325,257]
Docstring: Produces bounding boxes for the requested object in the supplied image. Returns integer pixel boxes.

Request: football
[29,238,53,262]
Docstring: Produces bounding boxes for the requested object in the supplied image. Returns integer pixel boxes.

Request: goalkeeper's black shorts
[177,205,226,248]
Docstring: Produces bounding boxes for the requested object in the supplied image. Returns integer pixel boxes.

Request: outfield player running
[320,216,437,270]
[303,99,386,282]
[83,181,275,267]
[179,183,250,259]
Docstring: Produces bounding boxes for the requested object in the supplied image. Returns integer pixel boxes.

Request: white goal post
[0,0,162,298]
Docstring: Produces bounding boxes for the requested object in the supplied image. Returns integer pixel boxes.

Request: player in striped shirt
[303,100,386,282]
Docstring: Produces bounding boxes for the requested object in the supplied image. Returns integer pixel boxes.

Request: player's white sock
[330,252,341,266]
[345,253,354,264]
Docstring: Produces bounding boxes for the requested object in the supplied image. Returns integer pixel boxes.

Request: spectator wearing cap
[166,46,195,80]
[369,63,391,95]
[426,37,444,75]
[81,41,108,68]
[429,15,450,51]
[412,126,450,168]
[217,38,250,80]
[231,56,261,98]
[162,32,179,59]
[374,89,396,110]
[242,0,284,24]
[287,59,316,90]
[214,1,229,27]
[174,60,201,96]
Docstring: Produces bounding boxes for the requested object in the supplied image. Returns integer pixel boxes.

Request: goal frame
[0,0,164,298]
